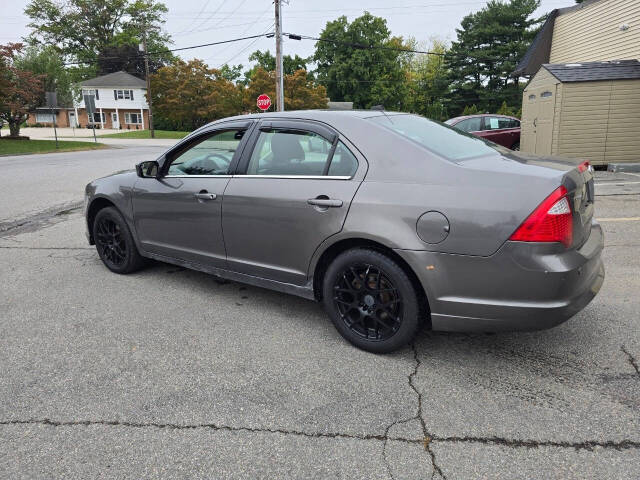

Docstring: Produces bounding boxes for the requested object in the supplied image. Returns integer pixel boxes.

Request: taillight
[509,186,573,247]
[577,161,590,173]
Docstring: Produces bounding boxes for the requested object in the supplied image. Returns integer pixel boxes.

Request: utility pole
[274,0,284,112]
[141,24,155,138]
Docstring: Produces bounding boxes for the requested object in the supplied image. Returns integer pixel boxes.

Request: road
[0,147,639,479]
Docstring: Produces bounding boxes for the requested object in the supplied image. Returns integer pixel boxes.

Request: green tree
[406,39,449,120]
[462,104,479,115]
[445,0,541,116]
[24,0,172,72]
[313,12,412,109]
[14,44,73,107]
[219,64,244,84]
[0,43,44,137]
[496,100,516,116]
[150,59,242,131]
[244,50,311,82]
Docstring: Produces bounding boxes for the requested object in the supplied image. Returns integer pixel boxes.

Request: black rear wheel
[323,249,422,353]
[93,207,146,274]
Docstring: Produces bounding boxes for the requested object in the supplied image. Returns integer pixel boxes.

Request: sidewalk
[12,127,178,147]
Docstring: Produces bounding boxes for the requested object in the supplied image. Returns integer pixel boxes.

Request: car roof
[201,109,402,128]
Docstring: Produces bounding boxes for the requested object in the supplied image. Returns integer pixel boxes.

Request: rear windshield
[369,114,505,161]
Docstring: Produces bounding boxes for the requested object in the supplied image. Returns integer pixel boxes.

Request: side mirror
[136,160,159,178]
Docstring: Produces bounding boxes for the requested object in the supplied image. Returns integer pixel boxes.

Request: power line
[172,0,214,36]
[62,33,274,66]
[284,33,445,56]
[217,23,275,67]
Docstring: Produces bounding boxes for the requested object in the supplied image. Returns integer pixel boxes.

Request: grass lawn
[0,139,108,155]
[99,129,190,139]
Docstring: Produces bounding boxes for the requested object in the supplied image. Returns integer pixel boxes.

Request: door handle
[195,192,217,201]
[307,197,343,208]
[533,118,537,127]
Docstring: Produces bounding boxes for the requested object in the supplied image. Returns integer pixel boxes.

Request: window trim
[236,119,357,179]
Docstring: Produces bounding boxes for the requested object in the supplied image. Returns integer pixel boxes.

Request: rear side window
[328,142,358,177]
[369,114,503,161]
[247,130,333,176]
[484,117,520,130]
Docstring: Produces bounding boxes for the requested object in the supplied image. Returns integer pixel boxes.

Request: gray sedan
[84,111,604,353]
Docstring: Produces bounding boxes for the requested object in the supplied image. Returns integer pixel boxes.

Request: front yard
[0,139,108,155]
[99,129,190,139]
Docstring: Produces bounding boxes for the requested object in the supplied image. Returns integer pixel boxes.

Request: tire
[322,248,422,353]
[92,206,146,274]
[511,142,520,151]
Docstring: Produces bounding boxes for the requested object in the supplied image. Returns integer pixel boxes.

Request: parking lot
[1,147,639,479]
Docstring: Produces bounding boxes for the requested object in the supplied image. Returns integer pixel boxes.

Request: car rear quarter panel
[337,148,564,257]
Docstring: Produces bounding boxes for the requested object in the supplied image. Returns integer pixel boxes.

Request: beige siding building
[521,61,640,165]
[515,0,640,164]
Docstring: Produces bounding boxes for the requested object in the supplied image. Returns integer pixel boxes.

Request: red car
[445,114,521,150]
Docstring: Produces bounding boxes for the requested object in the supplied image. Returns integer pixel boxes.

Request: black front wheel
[93,207,146,274]
[322,249,422,353]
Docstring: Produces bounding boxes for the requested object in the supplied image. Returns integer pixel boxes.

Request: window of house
[89,112,106,123]
[124,113,142,124]
[35,113,55,123]
[541,91,553,98]
[82,89,99,100]
[114,90,134,100]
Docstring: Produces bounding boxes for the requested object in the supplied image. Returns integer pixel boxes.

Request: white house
[29,71,150,129]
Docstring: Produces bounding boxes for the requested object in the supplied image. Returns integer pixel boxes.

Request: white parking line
[597,217,640,222]
[595,181,640,186]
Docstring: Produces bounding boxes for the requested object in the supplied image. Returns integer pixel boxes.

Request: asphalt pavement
[0,147,639,479]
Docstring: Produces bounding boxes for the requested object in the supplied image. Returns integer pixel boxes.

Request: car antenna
[371,104,393,124]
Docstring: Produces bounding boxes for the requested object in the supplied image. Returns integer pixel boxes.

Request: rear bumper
[395,222,605,332]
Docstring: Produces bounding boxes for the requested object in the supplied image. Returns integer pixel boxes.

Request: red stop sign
[257,94,271,111]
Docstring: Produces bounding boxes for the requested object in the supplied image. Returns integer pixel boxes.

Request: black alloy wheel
[92,207,146,274]
[333,263,402,341]
[95,217,127,267]
[323,248,422,353]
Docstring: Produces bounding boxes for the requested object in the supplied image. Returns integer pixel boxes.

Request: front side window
[369,114,505,161]
[167,129,245,176]
[454,117,482,133]
[246,130,333,176]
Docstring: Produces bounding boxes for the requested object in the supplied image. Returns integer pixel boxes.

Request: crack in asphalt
[0,202,82,237]
[430,435,640,451]
[621,345,640,377]
[382,344,446,480]
[1,418,639,454]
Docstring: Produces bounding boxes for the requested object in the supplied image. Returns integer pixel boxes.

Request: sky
[1,0,576,70]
